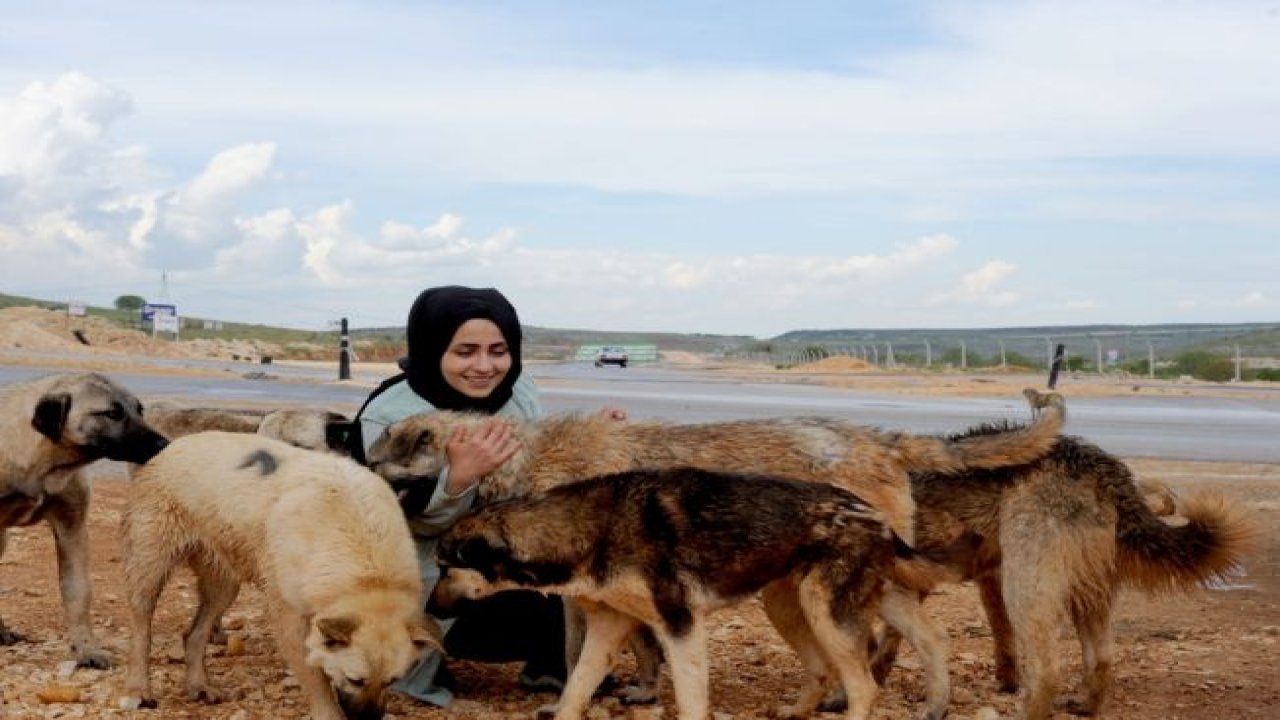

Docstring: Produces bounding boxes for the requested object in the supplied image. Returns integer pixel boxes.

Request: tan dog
[437,466,946,720]
[871,430,1256,720]
[0,372,168,667]
[120,432,440,720]
[368,403,1066,716]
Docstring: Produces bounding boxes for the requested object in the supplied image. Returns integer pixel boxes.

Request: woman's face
[440,318,513,399]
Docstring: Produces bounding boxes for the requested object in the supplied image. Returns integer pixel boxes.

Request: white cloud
[1235,291,1268,307]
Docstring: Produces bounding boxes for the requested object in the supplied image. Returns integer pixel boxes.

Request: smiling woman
[347,285,569,708]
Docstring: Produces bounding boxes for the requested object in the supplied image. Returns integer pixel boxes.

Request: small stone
[55,660,78,682]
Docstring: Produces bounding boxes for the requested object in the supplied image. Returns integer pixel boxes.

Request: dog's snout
[336,688,385,720]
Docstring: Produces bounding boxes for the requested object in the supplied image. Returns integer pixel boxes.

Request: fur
[0,372,168,667]
[119,432,440,720]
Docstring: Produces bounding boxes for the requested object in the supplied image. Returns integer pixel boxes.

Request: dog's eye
[98,405,124,420]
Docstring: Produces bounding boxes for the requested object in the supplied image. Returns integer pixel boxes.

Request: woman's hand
[444,419,521,494]
[598,406,627,421]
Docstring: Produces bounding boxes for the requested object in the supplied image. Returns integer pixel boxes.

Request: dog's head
[364,412,464,484]
[305,594,442,719]
[31,373,169,464]
[437,508,576,589]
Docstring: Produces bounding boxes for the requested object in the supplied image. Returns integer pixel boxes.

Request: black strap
[345,371,407,465]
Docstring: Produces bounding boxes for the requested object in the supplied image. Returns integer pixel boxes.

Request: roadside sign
[67,301,87,317]
[141,303,176,321]
[153,313,180,333]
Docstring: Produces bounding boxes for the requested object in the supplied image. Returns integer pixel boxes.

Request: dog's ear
[448,535,508,582]
[32,393,72,442]
[316,615,360,649]
[409,618,444,653]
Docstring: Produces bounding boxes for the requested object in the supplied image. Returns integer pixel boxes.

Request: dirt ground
[0,346,1277,719]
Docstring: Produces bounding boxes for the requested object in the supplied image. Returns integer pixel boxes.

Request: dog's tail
[893,395,1065,474]
[1114,477,1257,594]
[887,531,968,593]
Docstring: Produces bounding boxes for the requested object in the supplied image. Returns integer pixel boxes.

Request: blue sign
[141,303,177,321]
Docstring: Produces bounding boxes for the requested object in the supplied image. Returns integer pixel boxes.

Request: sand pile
[0,306,282,360]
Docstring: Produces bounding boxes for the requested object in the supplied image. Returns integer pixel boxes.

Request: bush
[1171,350,1235,382]
[1254,368,1280,382]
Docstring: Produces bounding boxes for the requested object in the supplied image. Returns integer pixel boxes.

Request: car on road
[594,346,628,368]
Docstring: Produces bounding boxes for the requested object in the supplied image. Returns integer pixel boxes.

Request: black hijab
[402,285,523,413]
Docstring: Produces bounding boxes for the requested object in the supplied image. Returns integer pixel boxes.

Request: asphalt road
[2,361,1277,463]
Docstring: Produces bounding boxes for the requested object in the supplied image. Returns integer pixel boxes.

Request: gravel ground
[1,353,1276,719]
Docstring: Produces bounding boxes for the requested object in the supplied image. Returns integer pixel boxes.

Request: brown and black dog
[437,466,949,720]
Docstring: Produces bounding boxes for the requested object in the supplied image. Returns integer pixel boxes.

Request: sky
[1,0,1277,338]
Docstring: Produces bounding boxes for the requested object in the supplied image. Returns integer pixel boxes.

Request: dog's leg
[182,561,240,703]
[48,479,111,668]
[0,529,26,645]
[1002,538,1068,720]
[553,606,636,720]
[977,571,1019,693]
[650,619,711,720]
[794,573,880,720]
[1066,590,1116,716]
[762,578,835,718]
[274,605,345,720]
[562,598,587,675]
[121,508,184,709]
[880,585,950,720]
[621,627,664,705]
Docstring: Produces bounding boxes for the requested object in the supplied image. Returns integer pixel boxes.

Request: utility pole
[1048,343,1066,389]
[960,340,968,370]
[338,317,351,380]
[998,339,1007,368]
[1094,338,1103,373]
[1146,340,1156,379]
[1234,344,1242,382]
[923,339,932,368]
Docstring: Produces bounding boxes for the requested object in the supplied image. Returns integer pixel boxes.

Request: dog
[145,402,353,455]
[367,402,1066,715]
[142,401,266,437]
[1021,387,1061,420]
[437,466,949,720]
[0,372,168,668]
[119,432,441,720]
[869,429,1256,720]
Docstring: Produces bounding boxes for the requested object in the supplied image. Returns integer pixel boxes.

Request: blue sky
[1,0,1277,337]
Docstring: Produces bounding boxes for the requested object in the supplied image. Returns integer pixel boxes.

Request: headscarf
[402,285,523,413]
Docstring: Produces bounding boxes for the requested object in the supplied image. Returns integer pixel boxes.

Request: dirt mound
[788,355,876,372]
[0,306,282,361]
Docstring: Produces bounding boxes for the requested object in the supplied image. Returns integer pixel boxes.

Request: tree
[114,295,146,312]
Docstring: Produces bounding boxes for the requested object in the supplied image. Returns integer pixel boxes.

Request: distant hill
[773,323,1280,365]
[4,291,1276,362]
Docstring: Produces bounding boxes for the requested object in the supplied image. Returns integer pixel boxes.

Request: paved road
[3,362,1277,463]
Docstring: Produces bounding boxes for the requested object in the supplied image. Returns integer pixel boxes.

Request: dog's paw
[1062,697,1097,716]
[617,684,659,705]
[75,647,113,670]
[0,627,28,645]
[118,695,159,711]
[185,685,223,704]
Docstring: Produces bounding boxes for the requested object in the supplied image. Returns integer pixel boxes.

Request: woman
[354,285,617,706]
